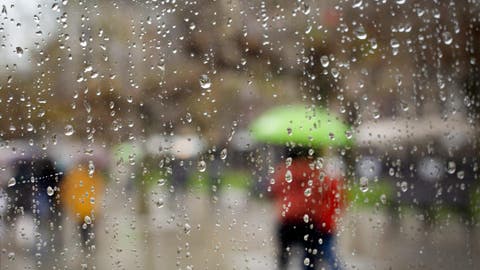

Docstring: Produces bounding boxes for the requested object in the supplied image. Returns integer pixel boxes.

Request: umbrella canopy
[249,104,351,148]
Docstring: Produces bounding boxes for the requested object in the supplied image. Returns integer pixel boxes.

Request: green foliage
[347,180,393,209]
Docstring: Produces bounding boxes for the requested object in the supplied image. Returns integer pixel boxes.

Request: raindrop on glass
[286,157,292,167]
[442,31,453,45]
[286,127,293,136]
[220,148,228,160]
[345,130,353,139]
[380,194,387,204]
[15,47,23,57]
[156,198,165,208]
[303,214,309,223]
[400,181,408,192]
[199,74,211,89]
[47,186,54,196]
[8,177,16,187]
[185,112,192,123]
[184,223,192,234]
[285,170,293,183]
[88,161,95,177]
[352,0,363,8]
[390,39,400,49]
[447,161,456,174]
[320,55,329,67]
[64,124,75,136]
[354,25,367,40]
[84,215,92,225]
[197,160,207,172]
[359,177,368,192]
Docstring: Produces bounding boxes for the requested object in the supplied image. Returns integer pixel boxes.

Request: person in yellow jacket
[61,163,105,249]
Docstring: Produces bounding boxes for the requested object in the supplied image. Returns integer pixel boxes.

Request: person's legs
[277,222,296,270]
[318,233,342,270]
[302,224,322,270]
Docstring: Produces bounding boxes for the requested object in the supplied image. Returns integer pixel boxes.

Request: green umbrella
[250,104,352,148]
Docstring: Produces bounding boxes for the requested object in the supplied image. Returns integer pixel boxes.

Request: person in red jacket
[270,147,344,270]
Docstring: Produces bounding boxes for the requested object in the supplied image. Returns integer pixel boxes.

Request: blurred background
[0,0,479,269]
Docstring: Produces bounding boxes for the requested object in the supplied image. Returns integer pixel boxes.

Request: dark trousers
[277,222,341,270]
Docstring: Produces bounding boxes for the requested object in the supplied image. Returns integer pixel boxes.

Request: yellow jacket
[61,165,105,221]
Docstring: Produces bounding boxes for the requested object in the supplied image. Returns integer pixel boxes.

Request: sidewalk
[1,189,479,269]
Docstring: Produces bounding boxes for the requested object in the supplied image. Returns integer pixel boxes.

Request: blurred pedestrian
[60,161,105,249]
[4,156,64,268]
[270,146,345,270]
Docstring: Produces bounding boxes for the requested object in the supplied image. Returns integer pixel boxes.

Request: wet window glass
[0,0,479,269]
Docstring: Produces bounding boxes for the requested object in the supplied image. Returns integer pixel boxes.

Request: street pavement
[1,187,479,269]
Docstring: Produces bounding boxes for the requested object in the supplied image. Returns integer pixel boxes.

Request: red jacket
[270,158,344,233]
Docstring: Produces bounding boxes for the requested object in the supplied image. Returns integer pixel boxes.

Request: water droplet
[320,55,329,67]
[285,170,293,183]
[185,112,192,123]
[199,74,211,89]
[156,198,164,208]
[15,47,23,57]
[197,160,207,172]
[8,252,15,261]
[318,171,326,182]
[380,194,387,204]
[220,148,228,160]
[268,166,275,174]
[447,161,456,174]
[157,178,166,186]
[457,170,464,180]
[304,188,312,197]
[317,158,324,170]
[390,39,400,48]
[303,214,309,223]
[1,5,7,16]
[64,124,74,136]
[303,257,310,266]
[285,157,292,167]
[88,161,95,177]
[286,127,293,136]
[442,31,453,45]
[400,101,409,112]
[352,0,363,8]
[84,215,92,225]
[359,177,368,192]
[184,223,191,234]
[79,37,87,47]
[47,186,54,196]
[345,130,353,139]
[302,3,310,15]
[396,0,406,4]
[354,25,367,40]
[26,123,34,132]
[8,177,16,187]
[400,181,408,192]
